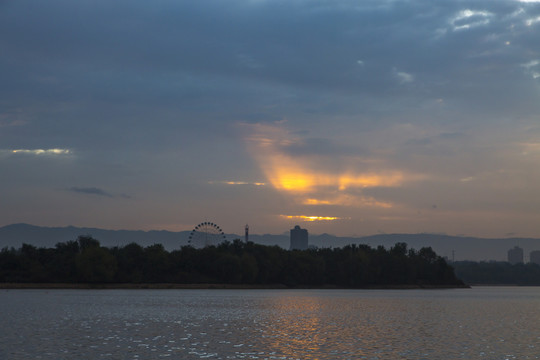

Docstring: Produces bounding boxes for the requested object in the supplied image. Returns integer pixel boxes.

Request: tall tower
[530,250,540,265]
[508,246,523,264]
[290,225,308,250]
[245,224,249,243]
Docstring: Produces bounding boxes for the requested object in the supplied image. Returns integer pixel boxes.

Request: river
[1,287,539,359]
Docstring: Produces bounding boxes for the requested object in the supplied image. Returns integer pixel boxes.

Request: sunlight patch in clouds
[208,180,266,186]
[450,9,493,31]
[303,195,394,208]
[241,122,414,208]
[304,198,333,205]
[338,173,403,190]
[10,149,71,156]
[280,215,343,222]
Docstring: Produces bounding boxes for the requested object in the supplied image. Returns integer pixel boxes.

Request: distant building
[290,225,308,250]
[530,250,540,265]
[507,246,524,264]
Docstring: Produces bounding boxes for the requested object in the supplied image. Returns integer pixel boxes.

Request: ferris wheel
[188,221,227,247]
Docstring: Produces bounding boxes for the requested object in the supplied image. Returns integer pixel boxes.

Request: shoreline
[0,283,470,290]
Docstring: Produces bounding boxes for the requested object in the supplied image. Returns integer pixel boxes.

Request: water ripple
[1,288,540,359]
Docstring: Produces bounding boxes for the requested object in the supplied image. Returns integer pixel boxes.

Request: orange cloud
[241,122,417,208]
[208,180,267,186]
[280,215,344,222]
[302,195,393,208]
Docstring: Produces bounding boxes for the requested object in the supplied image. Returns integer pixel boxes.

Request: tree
[76,246,117,283]
[77,235,100,251]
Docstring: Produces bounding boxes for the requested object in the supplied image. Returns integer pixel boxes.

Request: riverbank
[0,283,469,290]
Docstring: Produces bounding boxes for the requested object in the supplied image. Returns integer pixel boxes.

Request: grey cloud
[2,0,538,134]
[68,187,114,198]
[280,138,367,158]
[438,132,464,140]
[404,137,433,146]
[2,0,539,129]
[404,132,465,147]
[2,0,540,236]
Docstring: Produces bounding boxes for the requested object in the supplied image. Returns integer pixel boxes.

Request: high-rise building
[530,250,540,265]
[507,246,524,264]
[290,225,308,250]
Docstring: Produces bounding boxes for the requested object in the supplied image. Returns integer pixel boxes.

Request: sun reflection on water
[256,294,383,359]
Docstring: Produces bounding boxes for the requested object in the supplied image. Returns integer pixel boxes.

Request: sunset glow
[280,215,342,222]
[243,122,411,209]
[3,0,540,238]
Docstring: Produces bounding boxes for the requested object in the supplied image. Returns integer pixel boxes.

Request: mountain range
[1,223,540,262]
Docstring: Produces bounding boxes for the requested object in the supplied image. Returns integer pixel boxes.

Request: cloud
[521,60,540,79]
[208,181,266,186]
[450,9,494,31]
[519,142,540,155]
[68,187,114,197]
[302,194,393,208]
[0,149,73,159]
[280,215,345,222]
[67,187,131,199]
[68,186,132,199]
[236,53,264,69]
[279,137,367,157]
[395,70,414,84]
[525,15,540,26]
[2,0,540,237]
[521,60,540,69]
[241,121,419,209]
[0,119,26,128]
[10,149,71,156]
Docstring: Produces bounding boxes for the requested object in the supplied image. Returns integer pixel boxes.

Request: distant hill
[0,224,191,251]
[1,223,540,261]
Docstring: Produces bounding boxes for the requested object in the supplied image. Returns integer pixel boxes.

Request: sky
[1,0,540,238]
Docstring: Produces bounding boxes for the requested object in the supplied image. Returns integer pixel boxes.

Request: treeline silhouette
[0,236,464,287]
[453,261,540,285]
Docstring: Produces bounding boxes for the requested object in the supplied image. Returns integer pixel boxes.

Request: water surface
[1,287,539,359]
